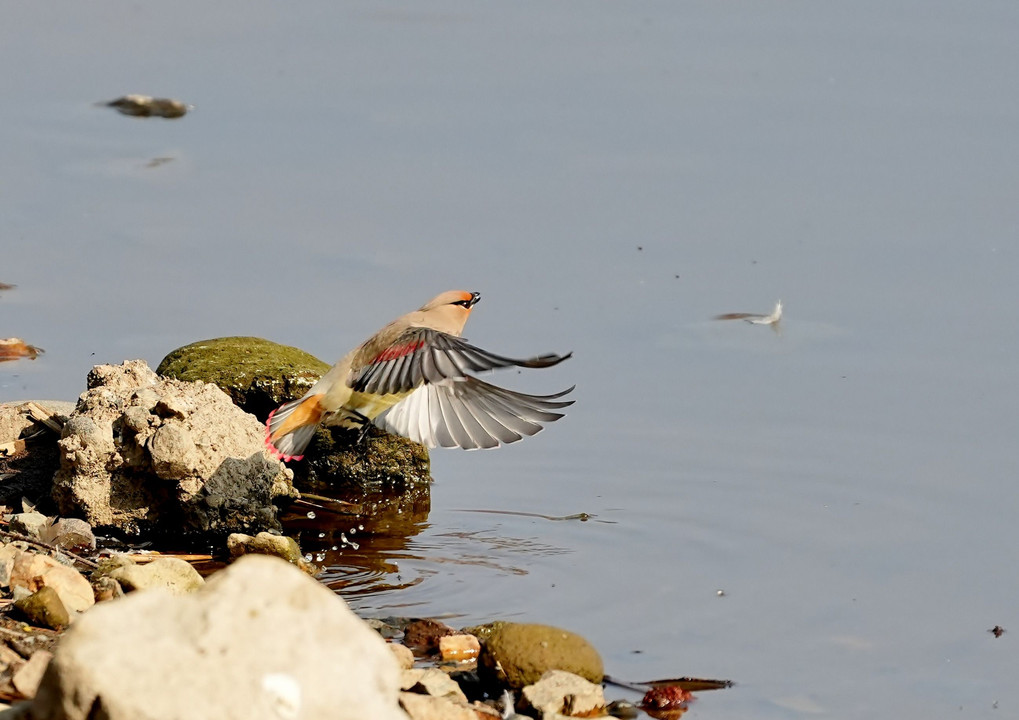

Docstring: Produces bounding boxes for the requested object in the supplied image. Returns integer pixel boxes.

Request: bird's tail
[265,393,326,461]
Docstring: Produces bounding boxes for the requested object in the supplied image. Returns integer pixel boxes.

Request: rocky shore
[0,339,709,719]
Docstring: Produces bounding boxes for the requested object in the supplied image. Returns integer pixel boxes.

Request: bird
[265,290,574,460]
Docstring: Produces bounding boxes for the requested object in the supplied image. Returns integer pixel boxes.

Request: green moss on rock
[156,337,329,420]
[474,622,604,690]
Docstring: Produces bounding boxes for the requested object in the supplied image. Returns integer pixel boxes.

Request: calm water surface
[3,2,1018,717]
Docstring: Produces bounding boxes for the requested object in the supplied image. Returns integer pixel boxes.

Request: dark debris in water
[103,95,189,119]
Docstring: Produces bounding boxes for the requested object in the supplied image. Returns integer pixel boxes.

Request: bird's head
[420,290,481,334]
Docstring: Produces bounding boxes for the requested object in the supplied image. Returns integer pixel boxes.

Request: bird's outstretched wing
[374,375,574,449]
[351,327,571,396]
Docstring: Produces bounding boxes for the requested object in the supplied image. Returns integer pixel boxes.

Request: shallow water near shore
[3,1,1019,717]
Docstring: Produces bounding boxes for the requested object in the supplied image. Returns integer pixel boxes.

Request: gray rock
[28,555,409,720]
[51,360,297,539]
[8,512,49,540]
[521,670,605,719]
[38,518,96,552]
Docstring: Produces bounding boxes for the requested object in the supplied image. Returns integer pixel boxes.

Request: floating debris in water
[641,685,694,716]
[104,94,189,119]
[715,300,782,325]
[0,282,15,291]
[0,338,43,362]
[989,625,1006,638]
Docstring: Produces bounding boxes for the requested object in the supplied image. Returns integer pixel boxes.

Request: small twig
[0,529,99,570]
[22,403,63,433]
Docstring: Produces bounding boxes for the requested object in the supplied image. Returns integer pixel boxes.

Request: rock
[475,622,604,690]
[94,555,204,595]
[389,643,414,670]
[39,518,96,552]
[157,337,431,490]
[156,337,329,420]
[400,668,468,704]
[9,552,94,614]
[439,634,480,663]
[0,543,21,587]
[295,425,431,491]
[51,360,296,539]
[91,576,124,603]
[226,532,313,573]
[521,670,605,719]
[0,402,74,510]
[12,650,53,699]
[28,555,409,720]
[403,618,458,654]
[8,512,50,539]
[399,693,476,720]
[14,587,70,630]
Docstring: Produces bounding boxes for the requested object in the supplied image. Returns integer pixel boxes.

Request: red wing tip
[264,409,303,462]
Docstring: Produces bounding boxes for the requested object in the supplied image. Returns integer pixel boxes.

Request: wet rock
[14,587,70,631]
[399,692,476,720]
[12,650,53,699]
[226,531,313,573]
[401,668,468,704]
[9,552,94,614]
[475,622,604,690]
[28,555,408,720]
[439,634,481,663]
[389,642,414,670]
[605,699,640,718]
[51,360,296,539]
[8,512,48,539]
[296,425,432,491]
[39,519,96,552]
[156,337,329,421]
[521,670,605,719]
[93,555,204,595]
[403,618,458,655]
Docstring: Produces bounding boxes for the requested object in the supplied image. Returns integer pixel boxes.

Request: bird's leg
[349,410,373,445]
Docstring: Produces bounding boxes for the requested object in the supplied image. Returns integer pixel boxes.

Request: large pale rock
[51,360,296,539]
[9,552,93,614]
[29,555,409,720]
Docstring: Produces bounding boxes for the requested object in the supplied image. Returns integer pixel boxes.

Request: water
[3,1,1018,716]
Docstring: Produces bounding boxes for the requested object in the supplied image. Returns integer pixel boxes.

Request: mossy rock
[473,622,604,690]
[295,425,431,491]
[156,337,329,421]
[158,337,431,490]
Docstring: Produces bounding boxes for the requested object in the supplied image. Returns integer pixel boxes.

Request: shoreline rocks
[51,360,296,540]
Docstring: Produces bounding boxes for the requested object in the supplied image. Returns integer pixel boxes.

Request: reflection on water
[283,480,576,601]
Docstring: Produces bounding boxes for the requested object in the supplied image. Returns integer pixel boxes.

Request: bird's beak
[467,292,481,308]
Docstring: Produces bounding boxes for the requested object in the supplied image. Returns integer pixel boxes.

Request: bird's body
[266,290,573,460]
